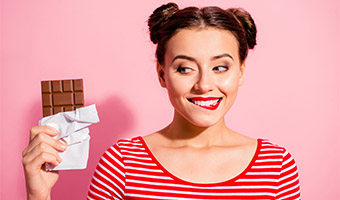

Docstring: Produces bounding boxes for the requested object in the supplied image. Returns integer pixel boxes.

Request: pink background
[1,0,339,199]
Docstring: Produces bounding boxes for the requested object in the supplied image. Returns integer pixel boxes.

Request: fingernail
[51,129,58,135]
[60,144,67,150]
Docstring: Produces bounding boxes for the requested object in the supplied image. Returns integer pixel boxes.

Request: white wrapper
[39,104,99,170]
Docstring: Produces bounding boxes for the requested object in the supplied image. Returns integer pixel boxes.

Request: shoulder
[100,136,146,158]
[115,136,144,149]
[104,136,144,150]
[257,139,298,167]
[257,140,301,198]
[258,138,287,152]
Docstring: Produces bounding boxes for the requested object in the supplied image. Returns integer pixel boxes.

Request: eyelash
[176,66,192,74]
[176,65,229,74]
[213,65,229,72]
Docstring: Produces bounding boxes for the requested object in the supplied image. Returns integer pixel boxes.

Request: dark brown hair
[148,2,257,65]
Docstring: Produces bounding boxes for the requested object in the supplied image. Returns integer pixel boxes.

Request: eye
[176,66,193,74]
[213,65,229,72]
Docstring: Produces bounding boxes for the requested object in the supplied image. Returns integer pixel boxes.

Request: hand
[22,126,67,200]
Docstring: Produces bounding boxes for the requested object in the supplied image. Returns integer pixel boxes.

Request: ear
[238,62,246,86]
[157,62,167,88]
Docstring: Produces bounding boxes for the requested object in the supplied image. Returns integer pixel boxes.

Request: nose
[193,70,214,93]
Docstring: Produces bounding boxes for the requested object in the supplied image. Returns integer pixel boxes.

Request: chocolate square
[41,79,84,117]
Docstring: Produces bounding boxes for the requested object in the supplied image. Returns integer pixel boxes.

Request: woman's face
[158,28,245,127]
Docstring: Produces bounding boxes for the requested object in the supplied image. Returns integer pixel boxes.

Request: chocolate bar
[41,79,84,117]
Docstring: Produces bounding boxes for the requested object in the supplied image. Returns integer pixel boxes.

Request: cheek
[165,74,191,97]
[217,75,240,94]
[165,80,184,100]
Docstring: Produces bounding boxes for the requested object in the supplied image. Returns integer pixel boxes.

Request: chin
[172,105,228,128]
[183,115,223,128]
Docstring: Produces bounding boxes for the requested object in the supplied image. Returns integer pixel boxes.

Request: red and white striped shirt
[88,137,300,199]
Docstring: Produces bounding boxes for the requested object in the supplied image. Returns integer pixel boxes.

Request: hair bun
[148,2,179,44]
[227,8,257,49]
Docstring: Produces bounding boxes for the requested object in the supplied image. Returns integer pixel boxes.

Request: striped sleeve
[87,144,126,200]
[276,149,301,200]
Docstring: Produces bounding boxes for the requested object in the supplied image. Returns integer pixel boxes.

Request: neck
[160,111,231,148]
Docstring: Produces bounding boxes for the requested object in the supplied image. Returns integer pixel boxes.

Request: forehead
[165,28,240,63]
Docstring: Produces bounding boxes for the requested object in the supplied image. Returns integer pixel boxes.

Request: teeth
[192,99,219,106]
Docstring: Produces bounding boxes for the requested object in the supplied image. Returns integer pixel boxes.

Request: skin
[143,28,257,183]
[22,126,66,200]
[22,27,258,197]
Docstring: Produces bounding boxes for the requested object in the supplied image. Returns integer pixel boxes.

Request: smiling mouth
[187,97,223,110]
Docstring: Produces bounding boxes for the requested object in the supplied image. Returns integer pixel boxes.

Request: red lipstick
[187,97,222,110]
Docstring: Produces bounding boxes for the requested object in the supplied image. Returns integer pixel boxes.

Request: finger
[30,126,59,141]
[23,141,63,165]
[23,152,61,176]
[23,133,66,157]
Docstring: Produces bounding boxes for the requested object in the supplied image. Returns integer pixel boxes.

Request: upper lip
[187,97,222,101]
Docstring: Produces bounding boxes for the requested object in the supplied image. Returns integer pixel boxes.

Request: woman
[22,2,301,200]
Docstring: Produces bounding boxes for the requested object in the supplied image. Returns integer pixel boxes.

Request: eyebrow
[171,53,234,64]
[212,53,234,61]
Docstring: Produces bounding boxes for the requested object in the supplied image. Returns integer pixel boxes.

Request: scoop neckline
[137,136,262,186]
